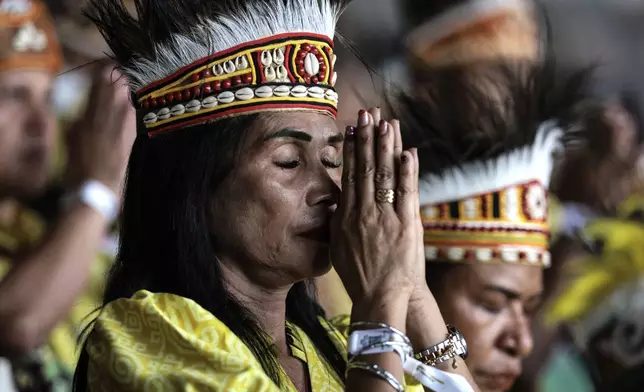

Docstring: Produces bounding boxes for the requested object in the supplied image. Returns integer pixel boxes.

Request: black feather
[388,57,596,178]
[83,0,352,81]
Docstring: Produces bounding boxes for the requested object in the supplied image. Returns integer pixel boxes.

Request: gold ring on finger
[375,189,395,204]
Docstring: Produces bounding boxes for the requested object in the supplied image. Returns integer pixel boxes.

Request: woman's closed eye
[478,294,507,314]
[275,159,301,169]
[323,157,342,168]
[274,157,342,170]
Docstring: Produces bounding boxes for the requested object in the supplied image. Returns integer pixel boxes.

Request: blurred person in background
[552,92,644,214]
[0,0,134,390]
[515,92,644,392]
[388,54,593,392]
[400,2,644,391]
[544,192,644,392]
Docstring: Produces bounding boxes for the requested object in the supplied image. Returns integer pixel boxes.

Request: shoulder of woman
[87,290,280,391]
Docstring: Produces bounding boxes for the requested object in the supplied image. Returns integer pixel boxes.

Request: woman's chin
[304,250,333,279]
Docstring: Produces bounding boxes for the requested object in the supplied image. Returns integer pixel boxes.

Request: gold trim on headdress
[0,0,62,72]
[136,33,338,137]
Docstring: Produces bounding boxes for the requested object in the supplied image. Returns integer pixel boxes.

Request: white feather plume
[126,0,342,91]
[419,121,563,206]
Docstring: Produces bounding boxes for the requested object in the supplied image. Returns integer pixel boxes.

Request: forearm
[346,291,409,392]
[406,287,479,390]
[0,203,107,356]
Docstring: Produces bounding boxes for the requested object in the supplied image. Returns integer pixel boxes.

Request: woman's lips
[298,226,331,244]
[475,371,519,392]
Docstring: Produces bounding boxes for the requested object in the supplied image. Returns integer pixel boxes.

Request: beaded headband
[0,0,62,72]
[420,122,561,268]
[136,33,338,137]
[84,0,348,138]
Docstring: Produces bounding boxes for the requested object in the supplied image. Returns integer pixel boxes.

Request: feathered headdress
[402,0,541,67]
[84,0,350,137]
[546,194,644,367]
[0,0,62,72]
[389,60,593,267]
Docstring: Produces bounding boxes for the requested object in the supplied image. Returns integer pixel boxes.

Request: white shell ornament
[331,72,338,86]
[276,65,288,81]
[185,100,202,113]
[171,104,186,116]
[264,66,276,82]
[212,63,224,76]
[235,56,249,70]
[256,86,274,98]
[274,85,291,97]
[217,91,235,104]
[202,96,218,109]
[157,107,171,120]
[304,53,320,76]
[501,249,519,263]
[476,248,493,262]
[325,90,339,102]
[447,247,465,261]
[307,86,325,99]
[235,87,254,101]
[223,60,236,74]
[273,47,285,65]
[143,112,158,124]
[424,246,438,260]
[261,50,273,66]
[290,85,307,98]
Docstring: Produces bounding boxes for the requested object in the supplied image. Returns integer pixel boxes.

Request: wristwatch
[414,325,468,368]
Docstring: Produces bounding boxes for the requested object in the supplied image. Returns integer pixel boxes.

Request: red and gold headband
[422,180,550,267]
[135,33,339,137]
[420,123,561,268]
[0,0,62,72]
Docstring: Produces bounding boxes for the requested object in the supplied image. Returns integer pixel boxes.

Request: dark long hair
[73,117,346,390]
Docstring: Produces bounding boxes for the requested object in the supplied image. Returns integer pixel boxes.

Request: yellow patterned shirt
[87,290,423,392]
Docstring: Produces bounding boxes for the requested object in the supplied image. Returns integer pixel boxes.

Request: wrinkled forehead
[465,263,544,293]
[249,111,341,142]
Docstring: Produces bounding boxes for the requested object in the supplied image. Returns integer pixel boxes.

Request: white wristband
[348,328,475,392]
[348,328,411,358]
[77,180,118,222]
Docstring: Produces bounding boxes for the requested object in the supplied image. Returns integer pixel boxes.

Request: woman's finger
[340,126,357,213]
[396,148,419,223]
[413,149,424,257]
[392,119,403,192]
[369,107,381,127]
[392,120,403,165]
[375,120,396,209]
[413,148,421,218]
[356,109,376,208]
